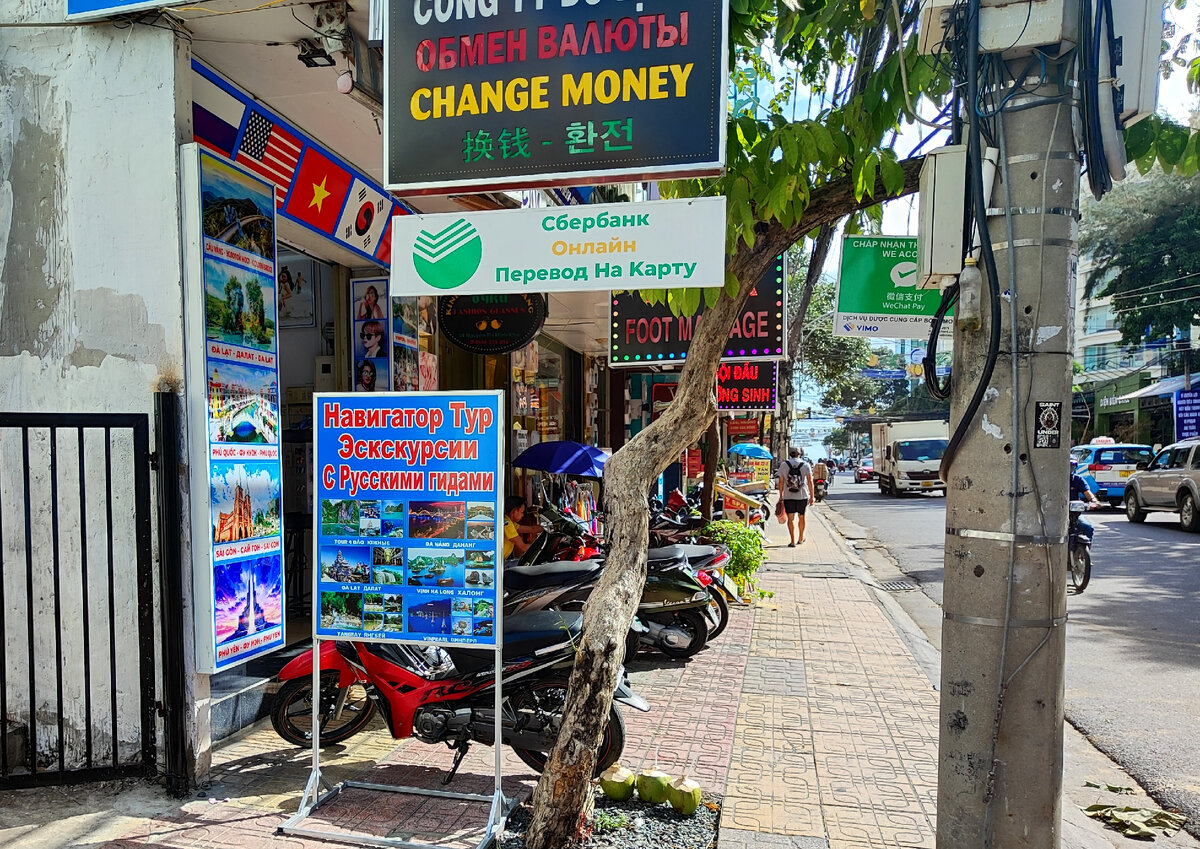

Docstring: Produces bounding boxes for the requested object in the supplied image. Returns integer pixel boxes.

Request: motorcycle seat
[447,611,584,672]
[647,544,716,563]
[504,558,603,591]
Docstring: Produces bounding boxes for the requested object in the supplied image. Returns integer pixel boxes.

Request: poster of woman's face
[355,358,387,392]
[354,280,386,320]
[356,319,386,360]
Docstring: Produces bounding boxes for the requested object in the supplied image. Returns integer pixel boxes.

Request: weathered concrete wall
[0,22,204,779]
[0,25,185,402]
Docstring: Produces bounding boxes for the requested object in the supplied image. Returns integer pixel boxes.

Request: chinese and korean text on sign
[314,393,503,647]
[835,236,954,340]
[193,150,287,672]
[385,0,728,192]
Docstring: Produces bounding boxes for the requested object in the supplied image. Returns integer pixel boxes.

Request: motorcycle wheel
[508,680,626,776]
[706,590,730,641]
[270,671,376,747]
[652,608,709,659]
[1068,546,1091,594]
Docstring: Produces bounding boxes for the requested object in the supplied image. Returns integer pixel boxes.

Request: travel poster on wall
[185,146,286,672]
[313,392,503,646]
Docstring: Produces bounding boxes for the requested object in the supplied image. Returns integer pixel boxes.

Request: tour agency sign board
[390,197,725,296]
[181,145,287,673]
[835,236,955,340]
[610,255,787,365]
[384,0,729,194]
[313,392,503,648]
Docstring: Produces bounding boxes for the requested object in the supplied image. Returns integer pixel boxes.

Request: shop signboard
[313,392,503,646]
[715,483,753,525]
[439,294,547,355]
[726,418,760,439]
[685,448,703,479]
[384,1,729,194]
[717,361,778,412]
[390,198,725,296]
[181,147,287,673]
[67,0,183,19]
[747,458,772,485]
[1176,389,1200,441]
[835,236,954,340]
[610,256,787,365]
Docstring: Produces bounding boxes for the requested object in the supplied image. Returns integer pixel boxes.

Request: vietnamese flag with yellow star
[283,147,353,235]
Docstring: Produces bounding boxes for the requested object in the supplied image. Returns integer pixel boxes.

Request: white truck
[871,420,950,496]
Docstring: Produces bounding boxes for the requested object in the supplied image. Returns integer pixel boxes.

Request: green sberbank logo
[412,219,482,290]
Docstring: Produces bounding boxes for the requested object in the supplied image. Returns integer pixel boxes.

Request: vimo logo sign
[412,219,482,290]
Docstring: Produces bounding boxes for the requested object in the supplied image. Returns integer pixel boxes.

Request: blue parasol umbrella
[727,442,773,460]
[513,440,610,477]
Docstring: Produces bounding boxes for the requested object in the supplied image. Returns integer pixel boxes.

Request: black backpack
[785,460,808,493]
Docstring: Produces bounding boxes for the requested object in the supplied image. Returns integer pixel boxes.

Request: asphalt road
[824,470,1200,833]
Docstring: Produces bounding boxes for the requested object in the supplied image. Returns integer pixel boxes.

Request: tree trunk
[701,415,720,521]
[523,162,924,849]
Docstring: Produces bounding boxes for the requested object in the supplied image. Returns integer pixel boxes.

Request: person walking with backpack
[777,447,815,546]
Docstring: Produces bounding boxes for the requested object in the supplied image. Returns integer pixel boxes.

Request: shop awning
[1117,375,1192,401]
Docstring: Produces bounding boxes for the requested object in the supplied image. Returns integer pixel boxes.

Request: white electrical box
[916,145,968,290]
[314,356,336,391]
[1107,1,1165,125]
[919,0,1079,56]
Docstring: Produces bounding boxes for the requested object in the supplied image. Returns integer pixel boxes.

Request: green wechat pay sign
[835,236,951,340]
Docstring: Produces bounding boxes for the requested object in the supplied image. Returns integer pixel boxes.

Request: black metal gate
[0,412,156,788]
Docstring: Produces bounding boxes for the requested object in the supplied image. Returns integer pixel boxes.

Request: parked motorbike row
[268,497,744,782]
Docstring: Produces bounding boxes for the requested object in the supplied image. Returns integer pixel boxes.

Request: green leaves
[1124,115,1200,177]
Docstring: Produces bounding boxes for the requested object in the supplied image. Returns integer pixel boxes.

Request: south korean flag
[337,179,393,256]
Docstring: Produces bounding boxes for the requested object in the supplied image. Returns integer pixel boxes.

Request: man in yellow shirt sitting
[503,495,541,564]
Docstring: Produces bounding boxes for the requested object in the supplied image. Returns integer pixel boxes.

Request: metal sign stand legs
[278,641,511,849]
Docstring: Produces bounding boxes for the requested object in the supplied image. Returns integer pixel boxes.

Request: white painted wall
[0,22,211,778]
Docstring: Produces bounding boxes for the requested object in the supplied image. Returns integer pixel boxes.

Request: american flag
[235,111,301,209]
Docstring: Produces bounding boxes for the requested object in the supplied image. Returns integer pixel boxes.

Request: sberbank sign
[391,197,726,296]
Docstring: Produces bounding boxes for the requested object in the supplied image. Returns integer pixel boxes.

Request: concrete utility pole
[937,21,1080,849]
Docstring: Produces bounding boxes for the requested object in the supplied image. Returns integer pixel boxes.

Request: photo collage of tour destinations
[315,394,502,645]
[197,150,286,671]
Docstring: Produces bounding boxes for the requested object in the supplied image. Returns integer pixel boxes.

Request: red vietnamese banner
[726,418,760,438]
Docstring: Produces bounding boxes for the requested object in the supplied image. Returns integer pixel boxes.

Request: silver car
[1124,439,1200,531]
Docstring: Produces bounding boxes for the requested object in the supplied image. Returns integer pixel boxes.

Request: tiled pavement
[717,511,940,849]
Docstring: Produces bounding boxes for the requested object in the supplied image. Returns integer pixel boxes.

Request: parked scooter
[505,505,716,659]
[1068,500,1096,593]
[813,477,828,502]
[270,610,648,781]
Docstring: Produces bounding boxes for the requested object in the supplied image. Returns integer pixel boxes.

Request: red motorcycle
[270,611,647,780]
